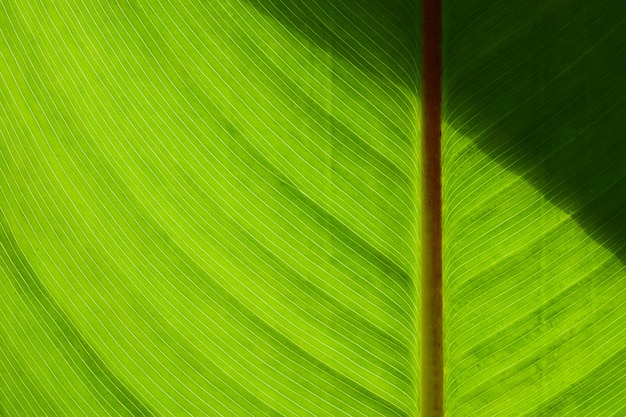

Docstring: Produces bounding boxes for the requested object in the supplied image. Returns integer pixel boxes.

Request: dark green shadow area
[443,1,626,262]
[441,3,626,414]
[241,0,626,265]
[241,0,421,91]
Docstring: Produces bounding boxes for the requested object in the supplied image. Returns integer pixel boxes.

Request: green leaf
[443,0,626,415]
[0,1,420,416]
[2,0,626,416]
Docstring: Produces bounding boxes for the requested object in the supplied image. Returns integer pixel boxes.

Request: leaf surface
[2,0,626,416]
[0,1,420,416]
[442,1,626,415]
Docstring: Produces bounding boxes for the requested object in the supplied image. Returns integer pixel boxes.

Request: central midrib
[420,0,443,415]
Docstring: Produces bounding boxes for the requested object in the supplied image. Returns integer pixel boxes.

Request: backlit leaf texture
[0,1,420,416]
[2,0,625,416]
[443,1,626,415]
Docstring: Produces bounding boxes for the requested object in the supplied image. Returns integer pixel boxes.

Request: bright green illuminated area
[1,0,625,416]
[443,126,626,416]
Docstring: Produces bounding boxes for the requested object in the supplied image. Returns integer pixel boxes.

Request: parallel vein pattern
[0,1,420,416]
[442,1,626,415]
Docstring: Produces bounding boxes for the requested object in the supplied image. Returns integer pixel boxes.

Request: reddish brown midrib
[420,0,443,415]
